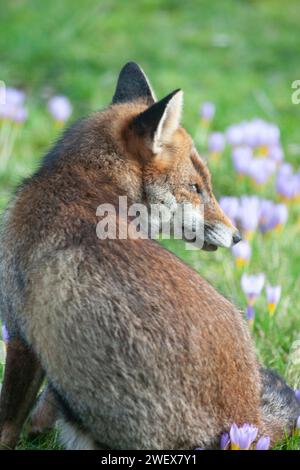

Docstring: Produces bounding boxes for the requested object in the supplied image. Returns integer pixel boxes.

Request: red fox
[0,62,299,449]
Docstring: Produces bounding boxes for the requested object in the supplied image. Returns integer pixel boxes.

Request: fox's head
[110,62,241,250]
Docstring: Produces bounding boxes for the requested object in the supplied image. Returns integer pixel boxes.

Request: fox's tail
[260,367,300,444]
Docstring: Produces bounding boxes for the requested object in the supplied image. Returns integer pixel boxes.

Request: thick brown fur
[0,63,298,449]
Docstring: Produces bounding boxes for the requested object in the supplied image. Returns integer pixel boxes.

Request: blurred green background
[0,0,300,449]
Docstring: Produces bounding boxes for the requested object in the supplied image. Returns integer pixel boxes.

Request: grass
[0,0,300,450]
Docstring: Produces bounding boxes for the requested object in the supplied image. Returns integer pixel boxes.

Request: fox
[0,62,299,450]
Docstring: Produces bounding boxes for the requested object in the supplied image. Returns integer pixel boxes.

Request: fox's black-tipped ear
[112,62,156,105]
[132,89,183,154]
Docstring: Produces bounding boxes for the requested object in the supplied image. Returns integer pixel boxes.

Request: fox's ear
[112,62,156,105]
[132,89,183,154]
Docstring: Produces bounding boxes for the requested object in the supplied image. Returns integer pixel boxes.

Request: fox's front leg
[27,385,58,437]
[0,336,44,449]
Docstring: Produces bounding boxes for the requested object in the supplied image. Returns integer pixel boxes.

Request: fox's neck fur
[41,103,148,204]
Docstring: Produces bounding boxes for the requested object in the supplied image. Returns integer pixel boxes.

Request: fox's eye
[190,184,203,195]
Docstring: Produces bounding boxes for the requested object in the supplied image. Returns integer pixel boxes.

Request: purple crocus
[259,199,274,228]
[246,305,255,322]
[208,132,225,154]
[278,163,293,177]
[243,120,261,148]
[48,95,72,123]
[247,158,275,185]
[241,273,265,305]
[220,432,230,450]
[251,120,279,151]
[229,423,258,450]
[264,123,280,147]
[276,174,297,200]
[226,124,245,147]
[12,106,28,124]
[295,172,300,199]
[2,324,9,343]
[259,200,288,233]
[266,285,281,316]
[226,118,281,151]
[273,204,288,228]
[0,87,27,123]
[237,196,260,236]
[295,390,300,402]
[232,240,251,267]
[275,164,300,201]
[219,196,240,224]
[255,436,270,450]
[231,147,253,175]
[245,119,276,149]
[297,416,300,429]
[199,102,215,122]
[266,124,280,146]
[5,87,25,106]
[0,102,13,120]
[269,145,284,164]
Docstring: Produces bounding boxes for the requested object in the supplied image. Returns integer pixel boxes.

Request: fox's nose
[232,231,242,245]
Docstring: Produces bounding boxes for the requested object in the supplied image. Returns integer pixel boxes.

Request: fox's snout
[232,231,242,244]
[204,222,241,250]
[201,196,241,250]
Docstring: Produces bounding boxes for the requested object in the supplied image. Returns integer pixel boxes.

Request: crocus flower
[229,423,258,450]
[247,159,275,186]
[199,102,215,124]
[272,204,288,229]
[5,87,25,106]
[276,174,297,201]
[227,119,280,152]
[12,106,28,124]
[295,390,300,402]
[278,163,293,177]
[219,196,240,224]
[269,145,284,164]
[293,174,300,201]
[295,172,300,200]
[241,273,265,305]
[264,123,280,147]
[297,416,300,430]
[220,432,230,450]
[246,305,255,322]
[231,147,253,175]
[259,201,288,233]
[255,436,270,450]
[208,132,225,159]
[243,120,262,148]
[48,95,72,123]
[1,324,9,353]
[238,196,260,237]
[275,164,299,201]
[244,119,278,150]
[226,124,244,147]
[232,240,251,268]
[259,199,274,231]
[2,324,9,343]
[266,285,281,316]
[0,87,27,123]
[251,120,279,154]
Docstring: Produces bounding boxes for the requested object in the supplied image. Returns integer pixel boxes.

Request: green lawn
[0,0,300,450]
